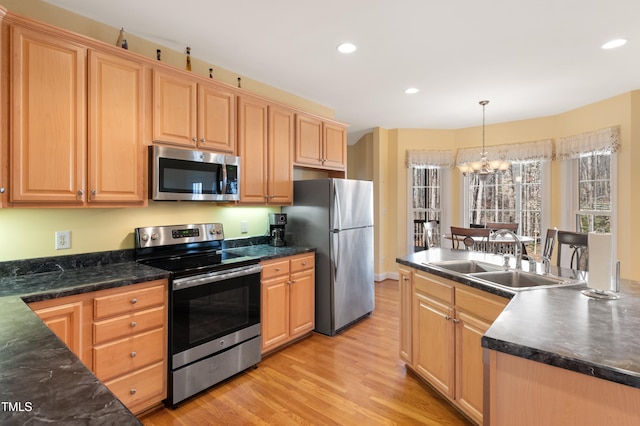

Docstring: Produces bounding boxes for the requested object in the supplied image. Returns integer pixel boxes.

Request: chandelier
[458,100,510,181]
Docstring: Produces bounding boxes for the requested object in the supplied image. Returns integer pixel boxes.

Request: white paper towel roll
[588,232,612,291]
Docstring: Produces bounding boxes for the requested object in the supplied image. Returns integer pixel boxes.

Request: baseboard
[375,271,399,282]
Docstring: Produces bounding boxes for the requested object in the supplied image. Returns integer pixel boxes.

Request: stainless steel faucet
[493,229,522,270]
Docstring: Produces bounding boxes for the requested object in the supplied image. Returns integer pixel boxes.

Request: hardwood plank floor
[140,280,472,426]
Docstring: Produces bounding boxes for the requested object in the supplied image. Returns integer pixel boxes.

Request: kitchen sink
[427,260,505,274]
[468,270,580,289]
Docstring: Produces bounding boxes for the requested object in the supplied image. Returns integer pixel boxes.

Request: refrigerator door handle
[333,187,342,231]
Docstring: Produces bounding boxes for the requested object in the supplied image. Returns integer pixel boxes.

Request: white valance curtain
[555,126,620,160]
[405,150,455,168]
[455,139,554,166]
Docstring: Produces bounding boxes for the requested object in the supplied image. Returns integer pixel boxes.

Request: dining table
[444,233,535,253]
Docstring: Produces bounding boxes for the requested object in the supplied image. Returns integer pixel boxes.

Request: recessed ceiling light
[337,42,357,54]
[404,87,419,94]
[602,38,627,49]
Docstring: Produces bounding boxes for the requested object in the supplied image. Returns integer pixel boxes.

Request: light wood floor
[140,280,472,426]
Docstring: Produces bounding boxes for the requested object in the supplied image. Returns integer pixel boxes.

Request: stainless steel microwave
[150,145,240,201]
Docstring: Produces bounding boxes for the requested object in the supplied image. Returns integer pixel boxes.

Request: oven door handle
[173,264,262,291]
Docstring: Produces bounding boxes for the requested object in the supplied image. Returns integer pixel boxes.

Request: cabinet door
[455,310,491,424]
[88,50,145,204]
[198,83,236,153]
[32,302,83,358]
[323,122,347,170]
[398,268,413,364]
[289,269,314,337]
[268,105,294,204]
[152,68,197,147]
[11,25,86,204]
[413,291,455,398]
[261,276,290,353]
[238,96,268,203]
[294,114,323,167]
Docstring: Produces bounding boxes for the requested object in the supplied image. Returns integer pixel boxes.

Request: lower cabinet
[260,253,315,354]
[29,278,168,415]
[400,267,508,425]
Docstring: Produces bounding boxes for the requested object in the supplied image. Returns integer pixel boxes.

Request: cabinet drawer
[261,259,290,280]
[94,283,165,319]
[414,272,454,305]
[290,254,314,273]
[456,287,508,322]
[94,327,165,381]
[93,306,165,345]
[105,361,165,413]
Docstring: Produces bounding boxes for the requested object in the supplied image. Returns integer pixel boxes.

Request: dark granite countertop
[0,243,315,424]
[223,243,316,261]
[397,248,640,389]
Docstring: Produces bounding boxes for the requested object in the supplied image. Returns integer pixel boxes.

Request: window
[576,152,613,232]
[411,167,443,251]
[406,149,454,254]
[467,161,545,239]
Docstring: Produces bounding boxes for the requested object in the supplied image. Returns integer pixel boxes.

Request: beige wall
[381,91,640,281]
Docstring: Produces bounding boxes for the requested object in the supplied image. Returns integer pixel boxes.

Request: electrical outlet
[240,221,248,234]
[55,230,71,250]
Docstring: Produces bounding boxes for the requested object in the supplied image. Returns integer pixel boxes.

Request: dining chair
[486,222,519,233]
[556,230,588,271]
[542,228,558,259]
[423,221,438,250]
[450,226,491,251]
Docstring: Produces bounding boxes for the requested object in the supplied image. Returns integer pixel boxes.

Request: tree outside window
[411,167,442,251]
[576,153,611,232]
[468,161,543,245]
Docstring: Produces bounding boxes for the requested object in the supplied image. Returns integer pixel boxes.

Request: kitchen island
[0,243,314,425]
[397,249,640,425]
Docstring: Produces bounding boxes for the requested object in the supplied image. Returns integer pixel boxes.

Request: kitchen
[1,1,640,425]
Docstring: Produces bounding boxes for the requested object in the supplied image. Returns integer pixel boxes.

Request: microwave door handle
[221,164,228,195]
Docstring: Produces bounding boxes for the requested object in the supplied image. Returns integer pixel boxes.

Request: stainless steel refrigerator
[283,178,374,336]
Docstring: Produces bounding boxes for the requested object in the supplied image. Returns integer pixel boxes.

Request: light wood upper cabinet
[237,95,268,203]
[295,113,347,172]
[10,25,87,205]
[237,96,293,205]
[153,68,236,153]
[323,121,347,170]
[88,50,145,204]
[267,104,294,205]
[9,22,145,207]
[152,68,197,148]
[198,83,236,153]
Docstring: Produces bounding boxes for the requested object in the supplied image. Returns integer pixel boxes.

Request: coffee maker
[268,213,287,247]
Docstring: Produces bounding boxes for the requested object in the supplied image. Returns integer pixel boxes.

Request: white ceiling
[43,0,640,144]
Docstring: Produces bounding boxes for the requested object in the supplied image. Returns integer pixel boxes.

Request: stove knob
[141,233,150,242]
[151,233,159,240]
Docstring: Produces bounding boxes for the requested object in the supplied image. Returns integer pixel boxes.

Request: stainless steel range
[134,223,262,407]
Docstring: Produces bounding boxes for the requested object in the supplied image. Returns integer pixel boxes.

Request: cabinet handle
[200,138,206,143]
[131,298,138,304]
[403,277,410,282]
[453,318,460,324]
[291,279,297,284]
[130,389,137,395]
[192,137,198,142]
[130,351,137,358]
[275,267,280,272]
[130,321,137,328]
[302,261,307,266]
[91,189,97,197]
[77,189,84,197]
[0,187,5,193]
[444,315,451,321]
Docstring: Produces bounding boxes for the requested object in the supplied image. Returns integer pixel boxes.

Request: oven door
[170,264,261,369]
